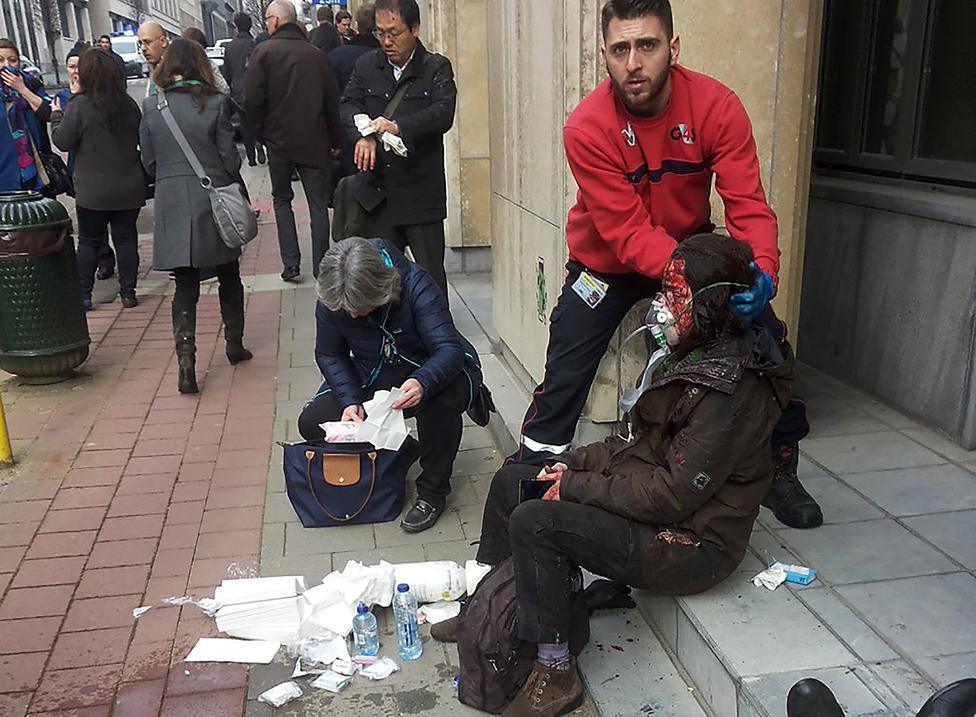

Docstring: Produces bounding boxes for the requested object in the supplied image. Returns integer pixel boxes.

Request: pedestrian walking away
[39,46,117,279]
[245,0,343,282]
[309,4,342,53]
[50,47,146,311]
[340,0,457,304]
[221,12,266,167]
[140,38,253,394]
[508,0,822,530]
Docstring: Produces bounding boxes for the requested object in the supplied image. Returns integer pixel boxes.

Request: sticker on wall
[536,257,546,324]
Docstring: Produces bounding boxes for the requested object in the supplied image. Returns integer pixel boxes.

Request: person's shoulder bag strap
[382,76,414,118]
[156,91,213,189]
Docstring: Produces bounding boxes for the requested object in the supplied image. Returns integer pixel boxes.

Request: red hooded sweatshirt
[563,65,779,281]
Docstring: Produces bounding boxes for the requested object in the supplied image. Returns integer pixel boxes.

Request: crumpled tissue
[353,113,409,157]
[354,389,409,450]
[257,681,303,707]
[288,633,351,666]
[320,421,361,443]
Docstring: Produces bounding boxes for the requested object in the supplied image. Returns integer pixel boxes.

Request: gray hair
[317,238,402,314]
[267,0,297,24]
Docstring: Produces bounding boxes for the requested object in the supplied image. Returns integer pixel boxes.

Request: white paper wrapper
[752,564,787,591]
[311,670,353,693]
[418,601,461,625]
[361,657,400,680]
[257,681,302,708]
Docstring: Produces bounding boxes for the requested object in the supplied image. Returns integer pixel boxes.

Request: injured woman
[435,232,795,717]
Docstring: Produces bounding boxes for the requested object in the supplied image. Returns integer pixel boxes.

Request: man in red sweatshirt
[510,0,822,530]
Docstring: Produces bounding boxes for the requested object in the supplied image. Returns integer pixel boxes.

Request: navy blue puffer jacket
[314,240,470,409]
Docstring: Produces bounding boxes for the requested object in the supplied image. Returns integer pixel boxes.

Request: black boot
[763,444,823,529]
[787,678,844,717]
[172,303,199,394]
[916,679,976,717]
[219,284,253,365]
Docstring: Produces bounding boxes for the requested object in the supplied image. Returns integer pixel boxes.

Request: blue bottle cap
[397,583,409,592]
[357,603,369,614]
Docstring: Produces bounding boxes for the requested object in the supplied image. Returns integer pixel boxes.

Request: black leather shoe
[763,444,824,529]
[400,499,442,533]
[247,159,257,167]
[96,264,115,281]
[280,265,300,283]
[916,679,976,717]
[120,295,138,309]
[787,678,844,717]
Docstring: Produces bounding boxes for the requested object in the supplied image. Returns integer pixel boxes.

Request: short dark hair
[670,233,755,343]
[601,0,673,39]
[335,10,352,23]
[65,46,82,63]
[233,12,252,32]
[374,0,420,29]
[316,5,334,23]
[99,34,111,43]
[0,38,20,59]
[181,26,208,47]
[355,5,376,35]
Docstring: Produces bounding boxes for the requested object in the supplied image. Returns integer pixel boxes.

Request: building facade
[798,0,976,447]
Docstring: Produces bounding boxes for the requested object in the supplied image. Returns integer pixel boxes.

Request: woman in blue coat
[298,237,479,533]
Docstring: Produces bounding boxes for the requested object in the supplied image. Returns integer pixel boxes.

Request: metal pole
[0,392,13,466]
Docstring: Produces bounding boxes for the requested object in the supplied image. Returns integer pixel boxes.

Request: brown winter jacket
[559,330,793,595]
[243,23,343,169]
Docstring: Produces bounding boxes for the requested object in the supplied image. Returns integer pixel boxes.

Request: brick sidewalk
[0,191,288,715]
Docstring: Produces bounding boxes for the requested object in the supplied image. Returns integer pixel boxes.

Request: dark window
[813,0,976,186]
[916,0,976,164]
[59,3,70,37]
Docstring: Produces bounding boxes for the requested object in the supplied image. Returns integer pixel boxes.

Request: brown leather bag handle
[304,450,377,523]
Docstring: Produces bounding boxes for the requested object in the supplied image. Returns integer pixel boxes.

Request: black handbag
[280,441,409,528]
[38,151,74,198]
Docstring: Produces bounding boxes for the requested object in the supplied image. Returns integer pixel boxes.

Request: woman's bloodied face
[662,257,694,341]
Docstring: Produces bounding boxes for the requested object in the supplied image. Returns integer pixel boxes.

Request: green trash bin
[0,190,90,382]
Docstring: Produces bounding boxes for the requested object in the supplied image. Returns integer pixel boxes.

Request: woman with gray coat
[51,48,146,310]
[140,37,252,394]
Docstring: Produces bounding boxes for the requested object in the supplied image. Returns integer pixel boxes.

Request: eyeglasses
[373,27,408,41]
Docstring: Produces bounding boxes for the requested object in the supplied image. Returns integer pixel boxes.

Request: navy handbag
[281,441,408,528]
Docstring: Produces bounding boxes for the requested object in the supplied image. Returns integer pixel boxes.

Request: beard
[607,64,670,117]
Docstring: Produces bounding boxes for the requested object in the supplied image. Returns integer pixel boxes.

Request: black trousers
[268,152,331,276]
[172,261,243,309]
[514,261,809,463]
[478,464,639,644]
[297,366,469,508]
[233,103,259,164]
[367,210,448,306]
[76,207,140,298]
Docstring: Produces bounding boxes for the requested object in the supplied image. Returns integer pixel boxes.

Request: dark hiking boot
[218,285,253,365]
[787,678,844,717]
[400,499,442,533]
[763,444,823,529]
[172,304,198,394]
[502,660,584,717]
[916,678,976,717]
[430,615,459,643]
[583,580,635,613]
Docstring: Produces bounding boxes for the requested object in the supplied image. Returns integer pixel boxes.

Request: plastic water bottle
[392,583,422,661]
[352,603,379,657]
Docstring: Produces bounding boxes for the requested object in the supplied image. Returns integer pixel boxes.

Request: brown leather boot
[430,616,458,643]
[502,660,584,717]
